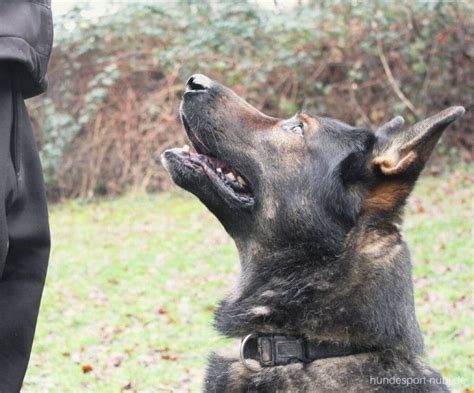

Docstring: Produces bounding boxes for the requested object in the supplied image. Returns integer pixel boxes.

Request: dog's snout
[186,74,212,92]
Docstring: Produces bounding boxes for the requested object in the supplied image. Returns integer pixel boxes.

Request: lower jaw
[181,150,254,206]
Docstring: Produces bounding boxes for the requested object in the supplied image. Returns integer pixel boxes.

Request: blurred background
[23,1,472,392]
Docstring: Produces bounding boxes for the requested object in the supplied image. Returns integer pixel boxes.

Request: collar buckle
[261,334,306,366]
[240,333,307,371]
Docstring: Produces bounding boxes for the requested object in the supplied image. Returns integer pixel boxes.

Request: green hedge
[28,0,473,198]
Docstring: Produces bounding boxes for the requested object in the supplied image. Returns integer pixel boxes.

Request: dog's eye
[291,124,304,137]
[283,122,305,137]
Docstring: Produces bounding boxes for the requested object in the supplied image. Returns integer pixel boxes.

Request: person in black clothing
[0,1,53,391]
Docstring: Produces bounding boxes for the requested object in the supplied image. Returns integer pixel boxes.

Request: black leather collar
[240,333,370,370]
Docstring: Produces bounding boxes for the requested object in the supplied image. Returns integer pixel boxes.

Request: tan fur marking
[250,306,271,316]
[360,238,388,256]
[300,113,320,130]
[368,243,403,267]
[357,229,404,268]
[359,231,397,255]
[364,181,412,211]
[260,290,276,298]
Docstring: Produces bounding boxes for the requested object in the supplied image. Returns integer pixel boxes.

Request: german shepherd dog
[162,74,464,392]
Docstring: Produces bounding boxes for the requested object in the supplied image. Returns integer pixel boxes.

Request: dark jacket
[0,0,53,98]
[0,1,52,390]
[0,66,51,392]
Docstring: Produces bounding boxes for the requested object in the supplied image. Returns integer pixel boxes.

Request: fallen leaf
[81,364,93,373]
[161,354,178,361]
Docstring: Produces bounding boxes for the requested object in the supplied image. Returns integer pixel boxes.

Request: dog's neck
[214,217,424,357]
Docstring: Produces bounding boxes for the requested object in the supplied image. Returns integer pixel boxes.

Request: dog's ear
[364,107,465,212]
[372,107,465,178]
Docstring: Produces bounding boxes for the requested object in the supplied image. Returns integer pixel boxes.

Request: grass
[23,167,473,392]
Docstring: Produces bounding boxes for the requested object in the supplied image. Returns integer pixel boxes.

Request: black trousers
[0,66,50,392]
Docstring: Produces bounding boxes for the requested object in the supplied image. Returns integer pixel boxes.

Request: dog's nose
[185,74,212,92]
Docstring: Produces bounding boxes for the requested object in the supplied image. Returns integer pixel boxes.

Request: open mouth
[169,114,255,208]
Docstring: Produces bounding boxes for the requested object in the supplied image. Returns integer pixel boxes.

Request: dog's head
[162,74,464,259]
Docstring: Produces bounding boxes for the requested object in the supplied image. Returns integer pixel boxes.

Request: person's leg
[0,66,51,392]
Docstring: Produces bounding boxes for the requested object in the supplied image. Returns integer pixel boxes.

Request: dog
[161,74,464,392]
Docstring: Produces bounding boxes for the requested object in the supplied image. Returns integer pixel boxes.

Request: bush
[28,0,473,199]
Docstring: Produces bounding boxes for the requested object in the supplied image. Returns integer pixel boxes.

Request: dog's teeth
[237,176,247,186]
[182,144,190,153]
[225,172,236,182]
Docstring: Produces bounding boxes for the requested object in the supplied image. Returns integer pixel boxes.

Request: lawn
[23,167,473,392]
